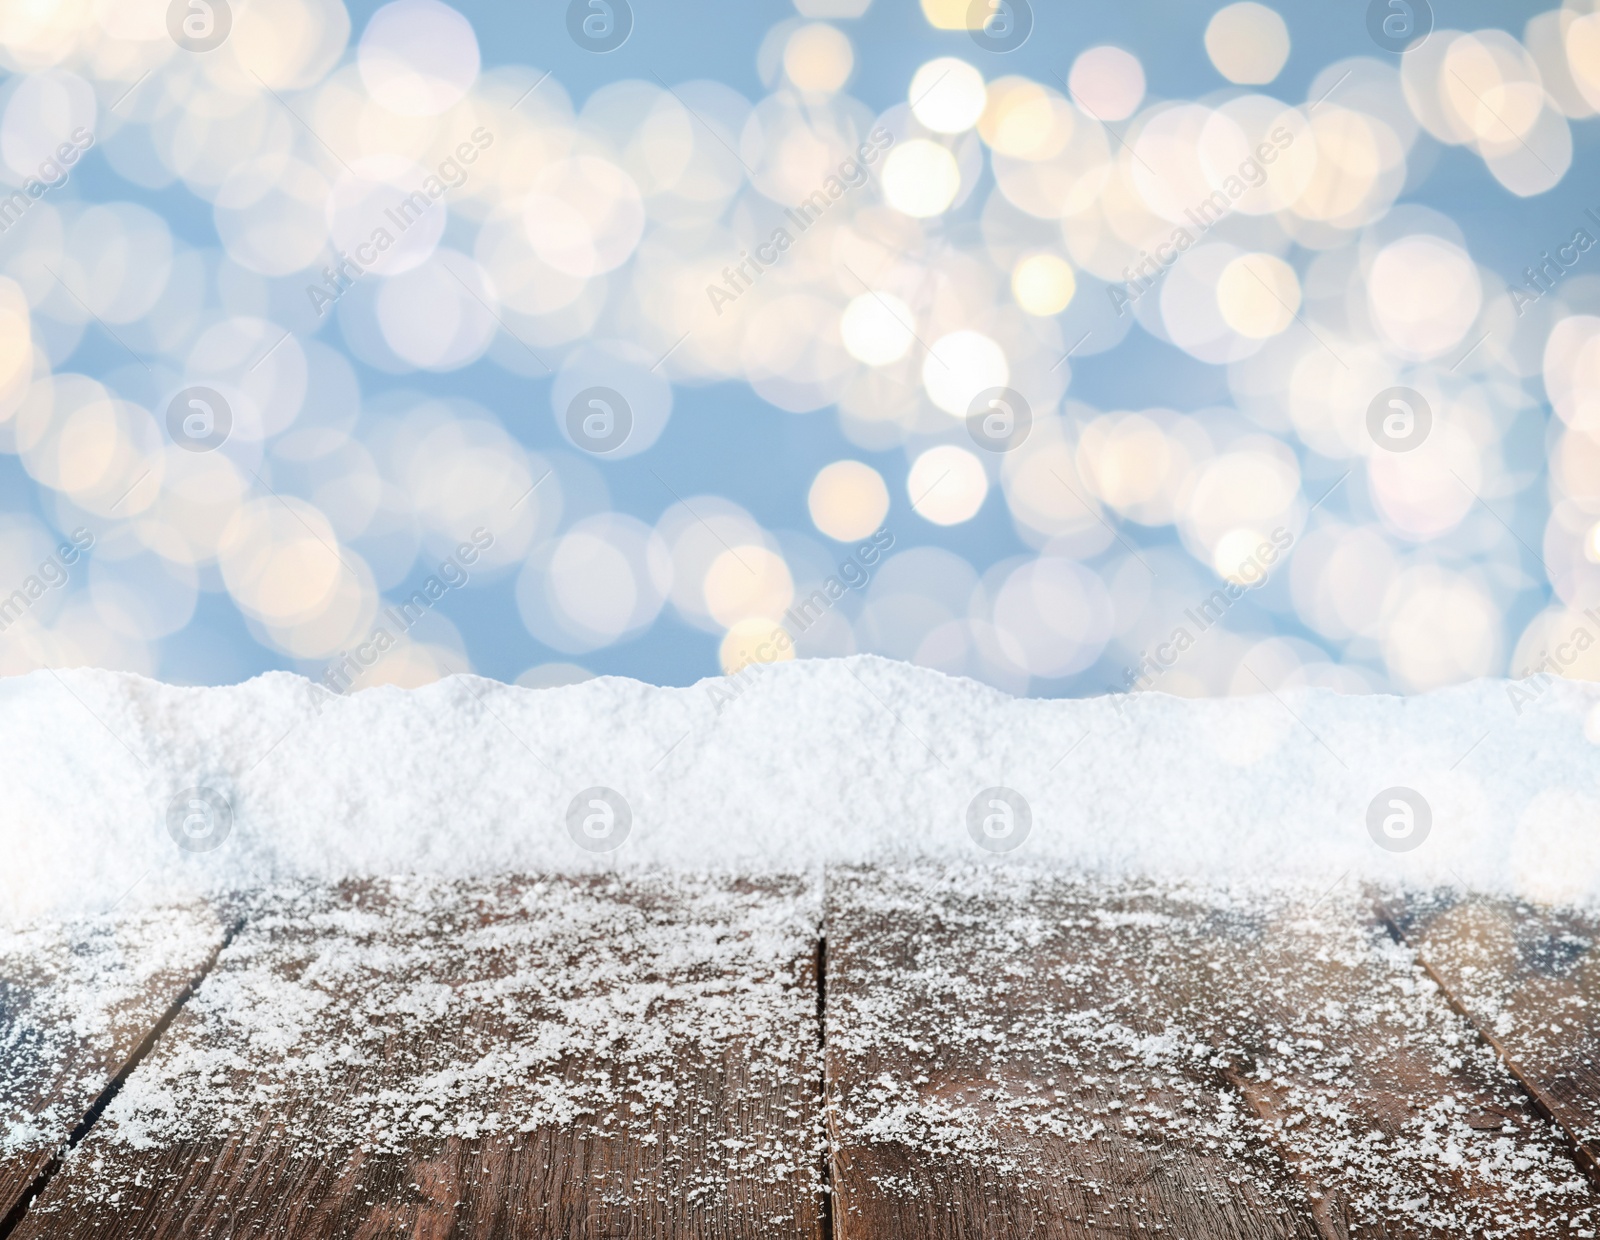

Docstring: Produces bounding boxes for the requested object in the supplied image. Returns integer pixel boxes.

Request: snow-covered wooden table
[4,868,1599,1239]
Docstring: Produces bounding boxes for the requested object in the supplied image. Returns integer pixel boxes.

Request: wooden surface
[0,903,231,1232]
[824,866,1322,1240]
[824,867,1598,1240]
[1214,885,1594,1238]
[11,874,824,1240]
[1389,890,1600,1177]
[7,873,1600,1238]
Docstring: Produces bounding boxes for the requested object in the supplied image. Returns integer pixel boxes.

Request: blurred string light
[0,0,1594,702]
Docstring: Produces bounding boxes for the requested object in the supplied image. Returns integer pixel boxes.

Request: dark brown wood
[1222,886,1595,1238]
[824,866,1323,1240]
[1,903,231,1230]
[824,866,1598,1240]
[1386,890,1600,1179]
[13,873,824,1240]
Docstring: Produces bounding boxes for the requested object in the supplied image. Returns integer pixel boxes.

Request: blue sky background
[1,0,1596,696]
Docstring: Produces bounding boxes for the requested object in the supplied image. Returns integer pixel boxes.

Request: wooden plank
[1386,890,1600,1177]
[14,873,824,1240]
[824,866,1324,1240]
[1224,886,1595,1238]
[0,902,232,1231]
[824,866,1598,1240]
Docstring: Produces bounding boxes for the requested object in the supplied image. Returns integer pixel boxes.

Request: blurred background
[0,0,1598,699]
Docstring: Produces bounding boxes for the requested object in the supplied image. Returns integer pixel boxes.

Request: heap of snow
[2,655,1598,922]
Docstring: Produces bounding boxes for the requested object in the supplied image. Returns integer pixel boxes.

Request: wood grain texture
[13,873,824,1240]
[824,866,1598,1240]
[824,866,1324,1240]
[1387,890,1600,1177]
[1216,886,1595,1238]
[0,903,230,1230]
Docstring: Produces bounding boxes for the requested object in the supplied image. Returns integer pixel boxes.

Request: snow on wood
[14,874,824,1239]
[825,866,1596,1239]
[0,903,230,1225]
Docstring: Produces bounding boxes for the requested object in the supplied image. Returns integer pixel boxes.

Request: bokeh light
[784,24,854,95]
[881,138,961,218]
[0,0,1591,708]
[1011,254,1077,317]
[357,0,480,116]
[908,445,988,526]
[809,460,890,541]
[1068,46,1146,122]
[909,57,987,133]
[1205,3,1291,86]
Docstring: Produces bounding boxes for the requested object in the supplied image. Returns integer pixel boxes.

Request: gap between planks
[0,916,245,1240]
[1378,898,1600,1187]
[816,935,836,1240]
